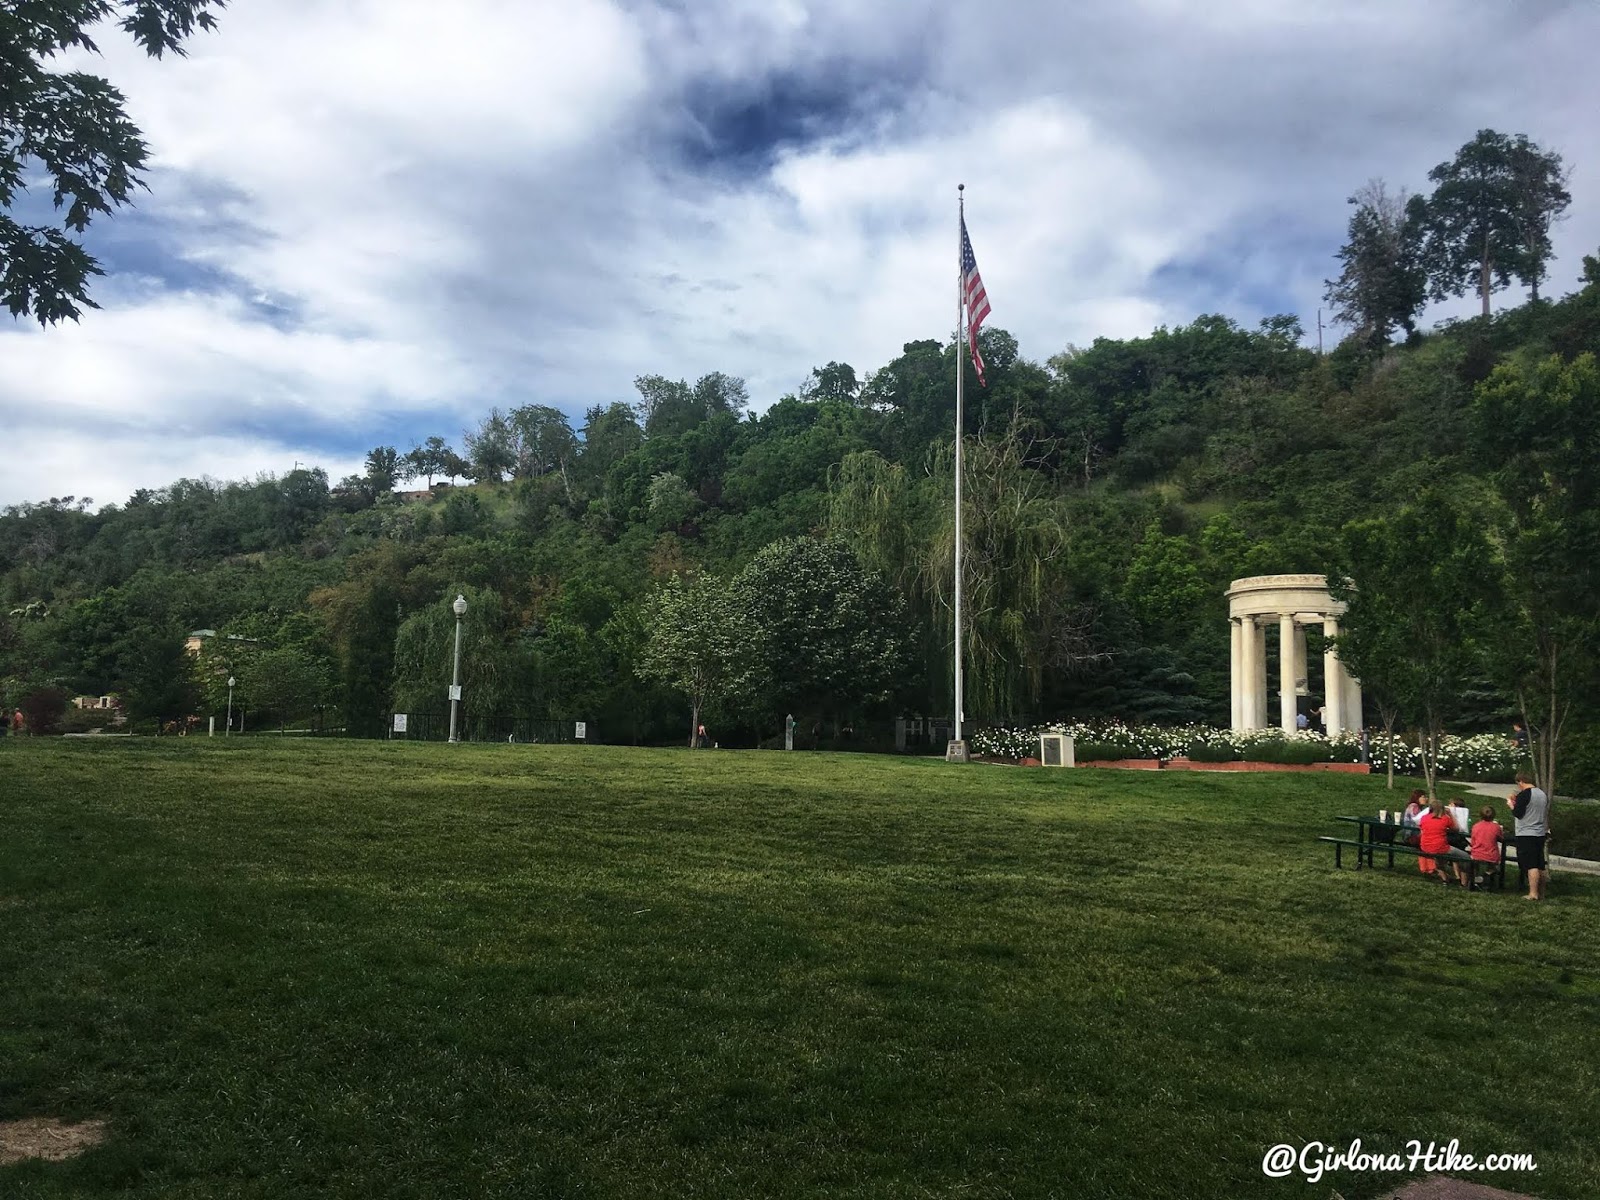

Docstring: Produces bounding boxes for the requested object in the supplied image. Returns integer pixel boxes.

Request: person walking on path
[1507,771,1551,901]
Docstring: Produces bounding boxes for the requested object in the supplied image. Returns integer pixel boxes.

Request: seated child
[1418,799,1469,886]
[1469,806,1505,887]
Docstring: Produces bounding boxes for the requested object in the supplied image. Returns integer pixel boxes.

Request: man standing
[1507,771,1551,901]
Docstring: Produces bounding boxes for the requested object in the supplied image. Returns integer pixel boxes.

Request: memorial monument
[1225,574,1362,736]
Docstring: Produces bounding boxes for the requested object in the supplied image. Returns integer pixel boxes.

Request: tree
[1470,353,1600,799]
[1505,136,1573,303]
[464,409,515,483]
[238,645,329,731]
[391,586,527,726]
[730,538,912,729]
[507,405,577,483]
[17,685,69,735]
[1324,180,1427,350]
[645,471,699,533]
[1331,490,1497,799]
[363,446,406,498]
[828,418,1076,720]
[577,402,643,495]
[633,375,699,439]
[691,371,750,418]
[1420,130,1571,316]
[801,362,860,405]
[636,573,758,747]
[404,437,451,487]
[1,1,225,324]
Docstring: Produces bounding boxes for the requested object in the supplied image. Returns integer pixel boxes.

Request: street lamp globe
[453,594,468,618]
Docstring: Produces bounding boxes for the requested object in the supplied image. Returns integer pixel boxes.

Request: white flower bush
[970,722,1520,780]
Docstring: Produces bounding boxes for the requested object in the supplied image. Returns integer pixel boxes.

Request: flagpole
[951,184,967,762]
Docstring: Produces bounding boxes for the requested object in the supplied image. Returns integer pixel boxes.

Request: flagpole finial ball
[958,183,964,192]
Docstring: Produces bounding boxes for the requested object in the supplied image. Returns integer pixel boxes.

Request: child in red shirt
[1418,799,1467,886]
[1469,806,1505,888]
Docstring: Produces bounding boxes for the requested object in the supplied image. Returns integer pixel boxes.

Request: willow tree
[390,586,528,727]
[828,419,1073,720]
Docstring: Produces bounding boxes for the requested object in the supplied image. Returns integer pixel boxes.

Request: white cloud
[3,0,1597,507]
[2,427,364,516]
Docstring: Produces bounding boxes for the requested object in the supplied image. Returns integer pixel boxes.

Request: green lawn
[2,741,1596,1199]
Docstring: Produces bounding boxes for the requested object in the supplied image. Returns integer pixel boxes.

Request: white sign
[392,713,408,733]
[574,721,587,740]
[448,685,462,701]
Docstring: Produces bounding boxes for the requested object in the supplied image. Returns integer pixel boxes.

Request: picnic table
[1318,814,1511,891]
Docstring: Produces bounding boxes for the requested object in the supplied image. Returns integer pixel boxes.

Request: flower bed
[970,722,1520,780]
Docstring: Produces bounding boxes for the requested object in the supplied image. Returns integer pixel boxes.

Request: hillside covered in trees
[4,132,1598,784]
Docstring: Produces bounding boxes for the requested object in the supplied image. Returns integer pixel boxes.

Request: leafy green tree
[801,362,860,405]
[1331,490,1497,799]
[1,0,224,324]
[363,446,406,497]
[578,402,643,493]
[645,471,699,533]
[829,419,1075,720]
[238,645,330,731]
[465,409,516,483]
[692,371,750,418]
[730,537,911,730]
[633,375,699,439]
[405,437,450,487]
[17,685,69,735]
[637,573,758,747]
[529,614,608,722]
[508,405,578,496]
[1421,129,1571,315]
[390,586,528,726]
[1324,180,1427,350]
[1122,522,1208,643]
[1505,136,1574,303]
[336,584,398,738]
[1471,353,1600,797]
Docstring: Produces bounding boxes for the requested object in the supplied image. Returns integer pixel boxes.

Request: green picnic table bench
[1319,815,1513,891]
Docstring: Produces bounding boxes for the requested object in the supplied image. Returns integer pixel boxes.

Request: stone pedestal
[945,740,970,763]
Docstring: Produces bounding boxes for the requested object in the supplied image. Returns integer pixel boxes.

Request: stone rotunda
[1225,574,1363,736]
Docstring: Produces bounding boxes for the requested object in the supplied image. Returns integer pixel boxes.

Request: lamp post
[226,676,235,737]
[447,593,467,744]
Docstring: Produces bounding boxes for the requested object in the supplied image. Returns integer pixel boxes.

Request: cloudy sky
[3,0,1597,510]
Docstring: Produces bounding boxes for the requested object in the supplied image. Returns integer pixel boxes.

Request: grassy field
[2,741,1597,1200]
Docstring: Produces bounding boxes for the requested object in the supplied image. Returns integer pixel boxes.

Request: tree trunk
[1378,703,1400,789]
[1417,722,1440,802]
[688,701,699,749]
[1480,244,1491,318]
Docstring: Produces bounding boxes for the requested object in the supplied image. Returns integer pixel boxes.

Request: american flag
[960,216,991,385]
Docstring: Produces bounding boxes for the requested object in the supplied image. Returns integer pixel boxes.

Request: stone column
[1239,617,1257,729]
[1279,615,1297,733]
[1345,673,1364,732]
[1322,618,1344,737]
[1230,619,1244,731]
[1251,619,1269,728]
[1294,625,1309,694]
